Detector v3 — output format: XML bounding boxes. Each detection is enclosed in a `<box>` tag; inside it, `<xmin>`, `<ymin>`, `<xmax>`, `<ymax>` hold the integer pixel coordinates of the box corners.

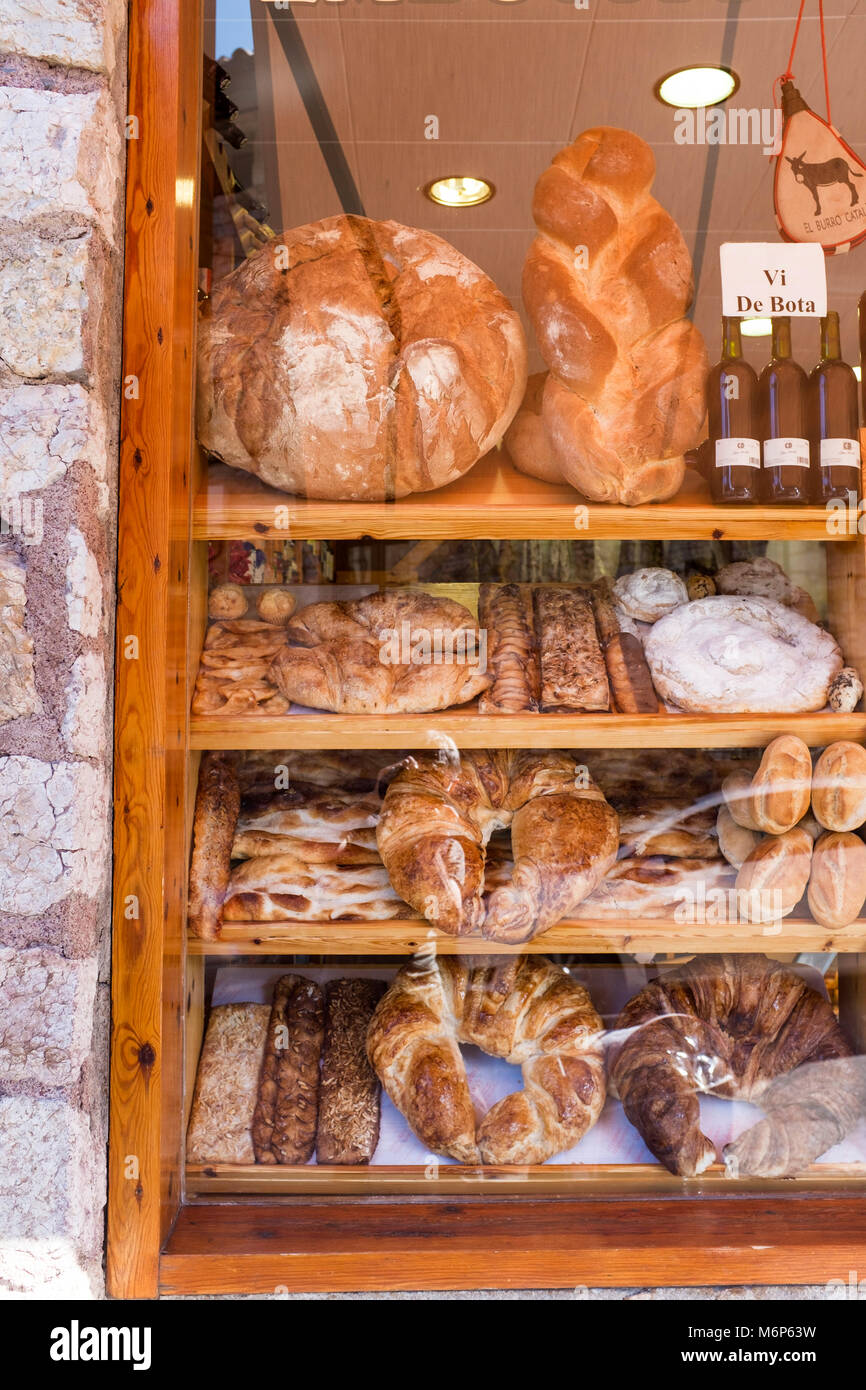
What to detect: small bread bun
<box><xmin>812</xmin><ymin>741</ymin><xmax>866</xmax><ymax>832</ymax></box>
<box><xmin>686</xmin><ymin>572</ymin><xmax>716</xmax><ymax>601</ymax></box>
<box><xmin>828</xmin><ymin>666</ymin><xmax>864</xmax><ymax>713</ymax></box>
<box><xmin>716</xmin><ymin>805</ymin><xmax>761</xmax><ymax>869</ymax></box>
<box><xmin>807</xmin><ymin>831</ymin><xmax>866</xmax><ymax>928</ymax></box>
<box><xmin>208</xmin><ymin>583</ymin><xmax>248</xmax><ymax>620</ymax></box>
<box><xmin>721</xmin><ymin>736</ymin><xmax>811</xmax><ymax>835</ymax></box>
<box><xmin>612</xmin><ymin>567</ymin><xmax>688</xmax><ymax>623</ymax></box>
<box><xmin>735</xmin><ymin>827</ymin><xmax>813</xmax><ymax>922</ymax></box>
<box><xmin>256</xmin><ymin>588</ymin><xmax>297</xmax><ymax>625</ymax></box>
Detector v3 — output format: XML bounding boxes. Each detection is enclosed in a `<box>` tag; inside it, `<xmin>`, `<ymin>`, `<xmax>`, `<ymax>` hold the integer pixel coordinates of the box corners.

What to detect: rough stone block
<box><xmin>0</xmin><ymin>756</ymin><xmax>109</xmax><ymax>913</ymax></box>
<box><xmin>0</xmin><ymin>944</ymin><xmax>97</xmax><ymax>1085</ymax></box>
<box><xmin>0</xmin><ymin>379</ymin><xmax>107</xmax><ymax>496</ymax></box>
<box><xmin>62</xmin><ymin>649</ymin><xmax>106</xmax><ymax>758</ymax></box>
<box><xmin>0</xmin><ymin>544</ymin><xmax>40</xmax><ymax>724</ymax></box>
<box><xmin>0</xmin><ymin>1094</ymin><xmax>103</xmax><ymax>1297</ymax></box>
<box><xmin>0</xmin><ymin>0</ymin><xmax>124</xmax><ymax>76</ymax></box>
<box><xmin>0</xmin><ymin>226</ymin><xmax>94</xmax><ymax>379</ymax></box>
<box><xmin>65</xmin><ymin>526</ymin><xmax>103</xmax><ymax>637</ymax></box>
<box><xmin>0</xmin><ymin>85</ymin><xmax>120</xmax><ymax>239</ymax></box>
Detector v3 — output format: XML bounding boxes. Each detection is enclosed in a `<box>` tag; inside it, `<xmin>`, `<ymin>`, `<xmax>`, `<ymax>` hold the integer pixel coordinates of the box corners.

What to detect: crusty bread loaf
<box><xmin>534</xmin><ymin>585</ymin><xmax>609</xmax><ymax>711</ymax></box>
<box><xmin>367</xmin><ymin>954</ymin><xmax>605</xmax><ymax>1165</ymax></box>
<box><xmin>186</xmin><ymin>1003</ymin><xmax>270</xmax><ymax>1164</ymax></box>
<box><xmin>715</xmin><ymin>557</ymin><xmax>819</xmax><ymax>624</ymax></box>
<box><xmin>734</xmin><ymin>827</ymin><xmax>813</xmax><ymax>922</ymax></box>
<box><xmin>197</xmin><ymin>214</ymin><xmax>527</xmax><ymax>501</ymax></box>
<box><xmin>807</xmin><ymin>831</ymin><xmax>866</xmax><ymax>928</ymax></box>
<box><xmin>188</xmin><ymin>753</ymin><xmax>241</xmax><ymax>940</ymax></box>
<box><xmin>716</xmin><ymin>805</ymin><xmax>761</xmax><ymax>869</ymax></box>
<box><xmin>316</xmin><ymin>978</ymin><xmax>386</xmax><ymax>1165</ymax></box>
<box><xmin>477</xmin><ymin>583</ymin><xmax>540</xmax><ymax>713</ymax></box>
<box><xmin>612</xmin><ymin>567</ymin><xmax>688</xmax><ymax>623</ymax></box>
<box><xmin>812</xmin><ymin>741</ymin><xmax>866</xmax><ymax>832</ymax></box>
<box><xmin>505</xmin><ymin>127</ymin><xmax>707</xmax><ymax>505</ymax></box>
<box><xmin>722</xmin><ymin>736</ymin><xmax>812</xmax><ymax>835</ymax></box>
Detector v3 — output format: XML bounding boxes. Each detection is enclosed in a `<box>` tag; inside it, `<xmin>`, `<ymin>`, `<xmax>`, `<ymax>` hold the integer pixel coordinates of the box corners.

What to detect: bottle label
<box><xmin>763</xmin><ymin>437</ymin><xmax>810</xmax><ymax>469</ymax></box>
<box><xmin>820</xmin><ymin>438</ymin><xmax>861</xmax><ymax>471</ymax></box>
<box><xmin>715</xmin><ymin>437</ymin><xmax>760</xmax><ymax>469</ymax></box>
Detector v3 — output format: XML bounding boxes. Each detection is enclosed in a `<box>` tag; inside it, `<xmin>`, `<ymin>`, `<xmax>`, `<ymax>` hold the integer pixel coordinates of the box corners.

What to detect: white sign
<box><xmin>720</xmin><ymin>242</ymin><xmax>827</xmax><ymax>318</ymax></box>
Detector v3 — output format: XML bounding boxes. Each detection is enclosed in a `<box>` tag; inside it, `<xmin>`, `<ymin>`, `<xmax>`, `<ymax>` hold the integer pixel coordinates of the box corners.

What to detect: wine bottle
<box><xmin>758</xmin><ymin>317</ymin><xmax>810</xmax><ymax>504</ymax></box>
<box><xmin>706</xmin><ymin>317</ymin><xmax>760</xmax><ymax>504</ymax></box>
<box><xmin>859</xmin><ymin>290</ymin><xmax>866</xmax><ymax>425</ymax></box>
<box><xmin>809</xmin><ymin>311</ymin><xmax>861</xmax><ymax>504</ymax></box>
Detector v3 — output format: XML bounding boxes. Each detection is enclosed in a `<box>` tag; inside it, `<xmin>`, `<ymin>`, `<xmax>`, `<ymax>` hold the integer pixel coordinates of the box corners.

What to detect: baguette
<box><xmin>316</xmin><ymin>978</ymin><xmax>387</xmax><ymax>1165</ymax></box>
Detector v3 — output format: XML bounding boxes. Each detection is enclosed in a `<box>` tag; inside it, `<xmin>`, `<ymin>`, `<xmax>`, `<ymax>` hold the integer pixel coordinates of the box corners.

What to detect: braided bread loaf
<box><xmin>506</xmin><ymin>127</ymin><xmax>708</xmax><ymax>505</ymax></box>
<box><xmin>366</xmin><ymin>954</ymin><xmax>605</xmax><ymax>1164</ymax></box>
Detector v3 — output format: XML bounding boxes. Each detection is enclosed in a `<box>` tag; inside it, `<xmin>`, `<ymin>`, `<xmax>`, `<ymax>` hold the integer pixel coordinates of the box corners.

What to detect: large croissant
<box><xmin>724</xmin><ymin>1055</ymin><xmax>866</xmax><ymax>1178</ymax></box>
<box><xmin>610</xmin><ymin>954</ymin><xmax>852</xmax><ymax>1176</ymax></box>
<box><xmin>366</xmin><ymin>954</ymin><xmax>606</xmax><ymax>1164</ymax></box>
<box><xmin>376</xmin><ymin>749</ymin><xmax>619</xmax><ymax>941</ymax></box>
<box><xmin>506</xmin><ymin>127</ymin><xmax>708</xmax><ymax>506</ymax></box>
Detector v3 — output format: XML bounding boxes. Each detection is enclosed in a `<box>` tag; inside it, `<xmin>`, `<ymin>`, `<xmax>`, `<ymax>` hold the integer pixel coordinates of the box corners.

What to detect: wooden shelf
<box><xmin>188</xmin><ymin>916</ymin><xmax>866</xmax><ymax>956</ymax></box>
<box><xmin>194</xmin><ymin>455</ymin><xmax>847</xmax><ymax>542</ymax></box>
<box><xmin>186</xmin><ymin>1161</ymin><xmax>866</xmax><ymax>1197</ymax></box>
<box><xmin>190</xmin><ymin>707</ymin><xmax>866</xmax><ymax>751</ymax></box>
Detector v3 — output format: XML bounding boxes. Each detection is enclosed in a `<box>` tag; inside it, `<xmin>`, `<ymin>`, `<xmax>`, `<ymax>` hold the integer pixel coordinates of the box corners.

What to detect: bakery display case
<box><xmin>109</xmin><ymin>0</ymin><xmax>866</xmax><ymax>1298</ymax></box>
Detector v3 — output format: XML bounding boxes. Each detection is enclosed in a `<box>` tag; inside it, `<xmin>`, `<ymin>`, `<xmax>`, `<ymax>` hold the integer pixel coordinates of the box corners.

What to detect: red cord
<box><xmin>774</xmin><ymin>0</ymin><xmax>832</xmax><ymax>125</ymax></box>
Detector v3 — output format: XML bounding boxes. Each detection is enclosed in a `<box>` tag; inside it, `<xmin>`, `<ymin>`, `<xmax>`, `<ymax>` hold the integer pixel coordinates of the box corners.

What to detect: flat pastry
<box><xmin>316</xmin><ymin>978</ymin><xmax>387</xmax><ymax>1165</ymax></box>
<box><xmin>232</xmin><ymin>792</ymin><xmax>381</xmax><ymax>864</ymax></box>
<box><xmin>221</xmin><ymin>854</ymin><xmax>414</xmax><ymax>921</ymax></box>
<box><xmin>478</xmin><ymin>583</ymin><xmax>540</xmax><ymax>713</ymax></box>
<box><xmin>186</xmin><ymin>1003</ymin><xmax>270</xmax><ymax>1164</ymax></box>
<box><xmin>574</xmin><ymin>855</ymin><xmax>736</xmax><ymax>918</ymax></box>
<box><xmin>192</xmin><ymin>618</ymin><xmax>291</xmax><ymax>714</ymax></box>
<box><xmin>533</xmin><ymin>585</ymin><xmax>609</xmax><ymax>712</ymax></box>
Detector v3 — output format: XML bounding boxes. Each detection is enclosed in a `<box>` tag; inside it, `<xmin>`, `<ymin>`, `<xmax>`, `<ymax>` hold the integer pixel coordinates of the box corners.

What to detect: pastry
<box><xmin>723</xmin><ymin>1056</ymin><xmax>866</xmax><ymax>1178</ymax></box>
<box><xmin>197</xmin><ymin>213</ymin><xmax>527</xmax><ymax>501</ymax></box>
<box><xmin>376</xmin><ymin>750</ymin><xmax>619</xmax><ymax>941</ymax></box>
<box><xmin>192</xmin><ymin>619</ymin><xmax>291</xmax><ymax>715</ymax></box>
<box><xmin>188</xmin><ymin>753</ymin><xmax>241</xmax><ymax>940</ymax></box>
<box><xmin>231</xmin><ymin>791</ymin><xmax>382</xmax><ymax>865</ymax></box>
<box><xmin>610</xmin><ymin>954</ymin><xmax>852</xmax><ymax>1176</ymax></box>
<box><xmin>316</xmin><ymin>978</ymin><xmax>387</xmax><ymax>1165</ymax></box>
<box><xmin>612</xmin><ymin>567</ymin><xmax>688</xmax><ymax>623</ymax></box>
<box><xmin>812</xmin><ymin>741</ymin><xmax>866</xmax><ymax>831</ymax></box>
<box><xmin>367</xmin><ymin>954</ymin><xmax>605</xmax><ymax>1165</ymax></box>
<box><xmin>208</xmin><ymin>583</ymin><xmax>248</xmax><ymax>620</ymax></box>
<box><xmin>477</xmin><ymin>583</ymin><xmax>540</xmax><ymax>713</ymax></box>
<box><xmin>616</xmin><ymin>803</ymin><xmax>718</xmax><ymax>859</ymax></box>
<box><xmin>256</xmin><ymin>589</ymin><xmax>296</xmax><ymax>625</ymax></box>
<box><xmin>268</xmin><ymin>590</ymin><xmax>491</xmax><ymax>714</ymax></box>
<box><xmin>505</xmin><ymin>127</ymin><xmax>707</xmax><ymax>505</ymax></box>
<box><xmin>644</xmin><ymin>596</ymin><xmax>842</xmax><ymax>713</ymax></box>
<box><xmin>186</xmin><ymin>1003</ymin><xmax>270</xmax><ymax>1164</ymax></box>
<box><xmin>734</xmin><ymin>827</ymin><xmax>813</xmax><ymax>922</ymax></box>
<box><xmin>533</xmin><ymin>585</ymin><xmax>609</xmax><ymax>711</ymax></box>
<box><xmin>828</xmin><ymin>666</ymin><xmax>864</xmax><ymax>713</ymax></box>
<box><xmin>714</xmin><ymin>557</ymin><xmax>819</xmax><ymax>624</ymax></box>
<box><xmin>221</xmin><ymin>855</ymin><xmax>414</xmax><ymax>921</ymax></box>
<box><xmin>807</xmin><ymin>831</ymin><xmax>866</xmax><ymax>928</ymax></box>
<box><xmin>262</xmin><ymin>975</ymin><xmax>324</xmax><ymax>1166</ymax></box>
<box><xmin>574</xmin><ymin>855</ymin><xmax>735</xmax><ymax>918</ymax></box>
<box><xmin>721</xmin><ymin>735</ymin><xmax>812</xmax><ymax>834</ymax></box>
<box><xmin>590</xmin><ymin>579</ymin><xmax>658</xmax><ymax>713</ymax></box>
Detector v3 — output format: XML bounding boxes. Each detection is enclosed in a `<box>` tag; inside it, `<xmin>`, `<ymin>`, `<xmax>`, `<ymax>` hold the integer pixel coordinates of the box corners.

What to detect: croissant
<box><xmin>505</xmin><ymin>126</ymin><xmax>707</xmax><ymax>505</ymax></box>
<box><xmin>366</xmin><ymin>954</ymin><xmax>606</xmax><ymax>1165</ymax></box>
<box><xmin>376</xmin><ymin>749</ymin><xmax>619</xmax><ymax>941</ymax></box>
<box><xmin>723</xmin><ymin>1055</ymin><xmax>866</xmax><ymax>1178</ymax></box>
<box><xmin>609</xmin><ymin>954</ymin><xmax>852</xmax><ymax>1176</ymax></box>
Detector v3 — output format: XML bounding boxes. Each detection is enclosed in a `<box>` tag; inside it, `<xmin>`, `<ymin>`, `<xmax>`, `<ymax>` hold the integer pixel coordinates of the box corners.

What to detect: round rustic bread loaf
<box><xmin>196</xmin><ymin>214</ymin><xmax>528</xmax><ymax>501</ymax></box>
<box><xmin>644</xmin><ymin>595</ymin><xmax>843</xmax><ymax>713</ymax></box>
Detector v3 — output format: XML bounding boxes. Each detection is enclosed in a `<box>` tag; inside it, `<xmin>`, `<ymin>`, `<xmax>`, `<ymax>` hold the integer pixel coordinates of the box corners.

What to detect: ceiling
<box><xmin>206</xmin><ymin>0</ymin><xmax>866</xmax><ymax>371</ymax></box>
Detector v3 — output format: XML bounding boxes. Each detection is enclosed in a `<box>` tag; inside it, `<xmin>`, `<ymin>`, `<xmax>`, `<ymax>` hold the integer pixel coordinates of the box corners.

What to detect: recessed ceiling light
<box><xmin>740</xmin><ymin>317</ymin><xmax>773</xmax><ymax>337</ymax></box>
<box><xmin>422</xmin><ymin>175</ymin><xmax>494</xmax><ymax>208</ymax></box>
<box><xmin>654</xmin><ymin>65</ymin><xmax>739</xmax><ymax>109</ymax></box>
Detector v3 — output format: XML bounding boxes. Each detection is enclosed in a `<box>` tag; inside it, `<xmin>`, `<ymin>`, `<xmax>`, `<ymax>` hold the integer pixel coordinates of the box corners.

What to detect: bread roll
<box><xmin>748</xmin><ymin>735</ymin><xmax>813</xmax><ymax>834</ymax></box>
<box><xmin>715</xmin><ymin>557</ymin><xmax>819</xmax><ymax>624</ymax></box>
<box><xmin>828</xmin><ymin>667</ymin><xmax>864</xmax><ymax>713</ymax></box>
<box><xmin>256</xmin><ymin>589</ymin><xmax>296</xmax><ymax>625</ymax></box>
<box><xmin>735</xmin><ymin>828</ymin><xmax>813</xmax><ymax>922</ymax></box>
<box><xmin>716</xmin><ymin>805</ymin><xmax>761</xmax><ymax>869</ymax></box>
<box><xmin>612</xmin><ymin>567</ymin><xmax>688</xmax><ymax>623</ymax></box>
<box><xmin>209</xmin><ymin>583</ymin><xmax>248</xmax><ymax>620</ymax></box>
<box><xmin>812</xmin><ymin>741</ymin><xmax>866</xmax><ymax>832</ymax></box>
<box><xmin>807</xmin><ymin>831</ymin><xmax>866</xmax><ymax>928</ymax></box>
<box><xmin>197</xmin><ymin>214</ymin><xmax>527</xmax><ymax>501</ymax></box>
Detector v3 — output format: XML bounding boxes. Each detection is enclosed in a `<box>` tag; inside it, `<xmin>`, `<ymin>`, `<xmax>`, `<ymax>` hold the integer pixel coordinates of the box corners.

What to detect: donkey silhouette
<box><xmin>787</xmin><ymin>150</ymin><xmax>863</xmax><ymax>215</ymax></box>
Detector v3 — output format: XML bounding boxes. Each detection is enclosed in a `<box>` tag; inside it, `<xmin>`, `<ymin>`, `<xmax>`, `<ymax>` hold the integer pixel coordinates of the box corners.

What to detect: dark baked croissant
<box><xmin>609</xmin><ymin>953</ymin><xmax>852</xmax><ymax>1176</ymax></box>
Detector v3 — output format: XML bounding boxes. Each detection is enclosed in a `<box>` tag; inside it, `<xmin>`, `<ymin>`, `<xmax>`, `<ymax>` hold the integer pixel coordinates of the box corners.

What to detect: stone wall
<box><xmin>0</xmin><ymin>0</ymin><xmax>126</xmax><ymax>1298</ymax></box>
